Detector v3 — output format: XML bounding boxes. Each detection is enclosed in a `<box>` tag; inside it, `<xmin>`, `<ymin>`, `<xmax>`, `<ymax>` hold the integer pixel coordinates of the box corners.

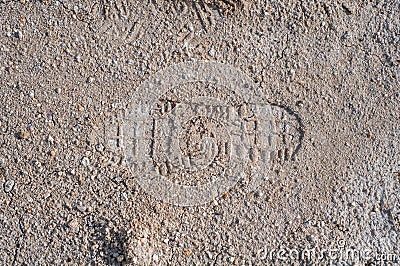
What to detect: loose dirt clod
<box><xmin>17</xmin><ymin>130</ymin><xmax>29</xmax><ymax>139</ymax></box>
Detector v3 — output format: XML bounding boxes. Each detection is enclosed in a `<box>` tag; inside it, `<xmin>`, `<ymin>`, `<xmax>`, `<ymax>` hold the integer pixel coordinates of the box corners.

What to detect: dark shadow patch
<box><xmin>341</xmin><ymin>3</ymin><xmax>353</xmax><ymax>15</ymax></box>
<box><xmin>88</xmin><ymin>220</ymin><xmax>132</xmax><ymax>265</ymax></box>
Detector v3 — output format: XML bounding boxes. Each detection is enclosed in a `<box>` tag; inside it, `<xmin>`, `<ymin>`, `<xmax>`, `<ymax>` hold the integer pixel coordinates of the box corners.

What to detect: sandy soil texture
<box><xmin>0</xmin><ymin>0</ymin><xmax>399</xmax><ymax>265</ymax></box>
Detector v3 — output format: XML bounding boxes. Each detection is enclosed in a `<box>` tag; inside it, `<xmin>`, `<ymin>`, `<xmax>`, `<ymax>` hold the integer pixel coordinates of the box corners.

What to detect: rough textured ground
<box><xmin>0</xmin><ymin>0</ymin><xmax>399</xmax><ymax>265</ymax></box>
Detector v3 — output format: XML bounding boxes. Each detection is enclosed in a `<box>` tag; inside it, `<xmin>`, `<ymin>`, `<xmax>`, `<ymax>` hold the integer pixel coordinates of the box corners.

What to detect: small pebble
<box><xmin>307</xmin><ymin>234</ymin><xmax>316</xmax><ymax>243</ymax></box>
<box><xmin>343</xmin><ymin>32</ymin><xmax>351</xmax><ymax>40</ymax></box>
<box><xmin>81</xmin><ymin>157</ymin><xmax>90</xmax><ymax>166</ymax></box>
<box><xmin>296</xmin><ymin>100</ymin><xmax>304</xmax><ymax>107</ymax></box>
<box><xmin>77</xmin><ymin>205</ymin><xmax>87</xmax><ymax>212</ymax></box>
<box><xmin>28</xmin><ymin>91</ymin><xmax>35</xmax><ymax>98</ymax></box>
<box><xmin>68</xmin><ymin>219</ymin><xmax>79</xmax><ymax>229</ymax></box>
<box><xmin>95</xmin><ymin>144</ymin><xmax>104</xmax><ymax>152</ymax></box>
<box><xmin>120</xmin><ymin>192</ymin><xmax>128</xmax><ymax>201</ymax></box>
<box><xmin>208</xmin><ymin>47</ymin><xmax>216</xmax><ymax>57</ymax></box>
<box><xmin>152</xmin><ymin>254</ymin><xmax>159</xmax><ymax>262</ymax></box>
<box><xmin>4</xmin><ymin>179</ymin><xmax>15</xmax><ymax>193</ymax></box>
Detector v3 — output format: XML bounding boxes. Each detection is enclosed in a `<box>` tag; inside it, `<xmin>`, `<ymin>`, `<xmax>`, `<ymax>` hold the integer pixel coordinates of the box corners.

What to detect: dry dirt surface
<box><xmin>0</xmin><ymin>0</ymin><xmax>399</xmax><ymax>265</ymax></box>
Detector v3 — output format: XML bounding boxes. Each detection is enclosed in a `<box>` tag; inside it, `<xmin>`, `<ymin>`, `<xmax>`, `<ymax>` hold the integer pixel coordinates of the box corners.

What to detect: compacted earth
<box><xmin>0</xmin><ymin>0</ymin><xmax>399</xmax><ymax>265</ymax></box>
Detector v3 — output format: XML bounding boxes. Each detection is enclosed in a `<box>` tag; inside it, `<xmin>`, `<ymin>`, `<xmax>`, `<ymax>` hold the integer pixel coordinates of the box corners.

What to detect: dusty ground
<box><xmin>0</xmin><ymin>0</ymin><xmax>399</xmax><ymax>265</ymax></box>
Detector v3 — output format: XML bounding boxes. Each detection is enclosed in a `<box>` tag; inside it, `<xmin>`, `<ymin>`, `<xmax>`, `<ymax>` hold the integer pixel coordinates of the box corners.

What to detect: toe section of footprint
<box><xmin>271</xmin><ymin>105</ymin><xmax>304</xmax><ymax>165</ymax></box>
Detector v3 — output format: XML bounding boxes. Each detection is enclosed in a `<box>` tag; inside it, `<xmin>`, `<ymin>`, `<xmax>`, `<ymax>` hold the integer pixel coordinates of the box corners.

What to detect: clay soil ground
<box><xmin>0</xmin><ymin>0</ymin><xmax>399</xmax><ymax>265</ymax></box>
